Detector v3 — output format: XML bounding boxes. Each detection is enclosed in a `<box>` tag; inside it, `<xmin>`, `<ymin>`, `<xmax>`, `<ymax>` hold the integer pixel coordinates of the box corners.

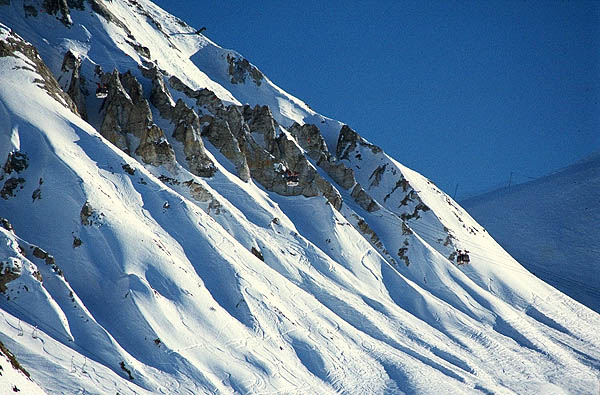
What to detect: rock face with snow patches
<box><xmin>58</xmin><ymin>50</ymin><xmax>88</xmax><ymax>119</ymax></box>
<box><xmin>0</xmin><ymin>1</ymin><xmax>599</xmax><ymax>394</ymax></box>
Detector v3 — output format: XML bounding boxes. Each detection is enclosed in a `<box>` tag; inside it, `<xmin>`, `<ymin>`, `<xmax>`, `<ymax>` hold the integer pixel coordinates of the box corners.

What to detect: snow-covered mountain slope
<box><xmin>0</xmin><ymin>1</ymin><xmax>599</xmax><ymax>393</ymax></box>
<box><xmin>462</xmin><ymin>153</ymin><xmax>600</xmax><ymax>314</ymax></box>
<box><xmin>0</xmin><ymin>328</ymin><xmax>45</xmax><ymax>395</ymax></box>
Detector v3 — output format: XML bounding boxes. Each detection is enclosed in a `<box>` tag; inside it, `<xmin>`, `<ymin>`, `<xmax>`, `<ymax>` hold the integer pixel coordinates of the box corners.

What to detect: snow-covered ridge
<box><xmin>0</xmin><ymin>1</ymin><xmax>599</xmax><ymax>393</ymax></box>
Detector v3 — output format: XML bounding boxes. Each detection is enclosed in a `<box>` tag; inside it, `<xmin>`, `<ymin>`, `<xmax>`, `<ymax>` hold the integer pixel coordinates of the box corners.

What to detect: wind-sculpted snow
<box><xmin>1</xmin><ymin>2</ymin><xmax>600</xmax><ymax>394</ymax></box>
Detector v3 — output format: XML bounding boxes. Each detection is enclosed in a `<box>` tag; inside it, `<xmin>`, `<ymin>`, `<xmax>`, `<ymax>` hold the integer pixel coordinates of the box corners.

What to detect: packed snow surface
<box><xmin>0</xmin><ymin>1</ymin><xmax>598</xmax><ymax>393</ymax></box>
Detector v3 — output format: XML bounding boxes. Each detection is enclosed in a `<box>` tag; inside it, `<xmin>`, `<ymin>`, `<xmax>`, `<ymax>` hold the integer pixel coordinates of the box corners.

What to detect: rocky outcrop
<box><xmin>0</xmin><ymin>217</ymin><xmax>14</xmax><ymax>233</ymax></box>
<box><xmin>289</xmin><ymin>123</ymin><xmax>379</xmax><ymax>212</ymax></box>
<box><xmin>183</xmin><ymin>180</ymin><xmax>222</xmax><ymax>214</ymax></box>
<box><xmin>0</xmin><ymin>260</ymin><xmax>20</xmax><ymax>293</ymax></box>
<box><xmin>201</xmin><ymin>115</ymin><xmax>250</xmax><ymax>181</ymax></box>
<box><xmin>126</xmin><ymin>39</ymin><xmax>151</xmax><ymax>60</ymax></box>
<box><xmin>2</xmin><ymin>151</ymin><xmax>28</xmax><ymax>176</ymax></box>
<box><xmin>12</xmin><ymin>0</ymin><xmax>132</xmax><ymax>38</ymax></box>
<box><xmin>270</xmin><ymin>132</ymin><xmax>342</xmax><ymax>208</ymax></box>
<box><xmin>124</xmin><ymin>0</ymin><xmax>178</xmax><ymax>46</ymax></box>
<box><xmin>141</xmin><ymin>65</ymin><xmax>174</xmax><ymax>119</ymax></box>
<box><xmin>290</xmin><ymin>123</ymin><xmax>354</xmax><ymax>187</ymax></box>
<box><xmin>351</xmin><ymin>184</ymin><xmax>380</xmax><ymax>212</ymax></box>
<box><xmin>99</xmin><ymin>70</ymin><xmax>176</xmax><ymax>168</ymax></box>
<box><xmin>157</xmin><ymin>176</ymin><xmax>222</xmax><ymax>214</ymax></box>
<box><xmin>368</xmin><ymin>164</ymin><xmax>387</xmax><ymax>188</ymax></box>
<box><xmin>168</xmin><ymin>76</ymin><xmax>223</xmax><ymax>113</ymax></box>
<box><xmin>99</xmin><ymin>70</ymin><xmax>140</xmax><ymax>151</ymax></box>
<box><xmin>141</xmin><ymin>65</ymin><xmax>216</xmax><ymax>177</ymax></box>
<box><xmin>28</xmin><ymin>245</ymin><xmax>62</xmax><ymax>275</ymax></box>
<box><xmin>0</xmin><ymin>221</ymin><xmax>24</xmax><ymax>292</ymax></box>
<box><xmin>203</xmin><ymin>106</ymin><xmax>343</xmax><ymax>207</ymax></box>
<box><xmin>332</xmin><ymin>124</ymin><xmax>434</xmax><ymax>231</ymax></box>
<box><xmin>336</xmin><ymin>124</ymin><xmax>382</xmax><ymax>160</ymax></box>
<box><xmin>288</xmin><ymin>123</ymin><xmax>329</xmax><ymax>162</ymax></box>
<box><xmin>171</xmin><ymin>100</ymin><xmax>217</xmax><ymax>177</ymax></box>
<box><xmin>1</xmin><ymin>178</ymin><xmax>25</xmax><ymax>199</ymax></box>
<box><xmin>349</xmin><ymin>213</ymin><xmax>396</xmax><ymax>265</ymax></box>
<box><xmin>0</xmin><ymin>151</ymin><xmax>28</xmax><ymax>200</ymax></box>
<box><xmin>226</xmin><ymin>54</ymin><xmax>263</xmax><ymax>86</ymax></box>
<box><xmin>42</xmin><ymin>0</ymin><xmax>72</xmax><ymax>26</ymax></box>
<box><xmin>87</xmin><ymin>0</ymin><xmax>132</xmax><ymax>35</ymax></box>
<box><xmin>217</xmin><ymin>104</ymin><xmax>246</xmax><ymax>136</ymax></box>
<box><xmin>80</xmin><ymin>201</ymin><xmax>94</xmax><ymax>225</ymax></box>
<box><xmin>67</xmin><ymin>0</ymin><xmax>85</xmax><ymax>10</ymax></box>
<box><xmin>382</xmin><ymin>176</ymin><xmax>431</xmax><ymax>220</ymax></box>
<box><xmin>164</xmin><ymin>74</ymin><xmax>341</xmax><ymax>206</ymax></box>
<box><xmin>242</xmin><ymin>105</ymin><xmax>277</xmax><ymax>152</ymax></box>
<box><xmin>80</xmin><ymin>200</ymin><xmax>104</xmax><ymax>227</ymax></box>
<box><xmin>250</xmin><ymin>247</ymin><xmax>264</xmax><ymax>261</ymax></box>
<box><xmin>318</xmin><ymin>159</ymin><xmax>356</xmax><ymax>190</ymax></box>
<box><xmin>32</xmin><ymin>246</ymin><xmax>54</xmax><ymax>265</ymax></box>
<box><xmin>135</xmin><ymin>124</ymin><xmax>175</xmax><ymax>167</ymax></box>
<box><xmin>59</xmin><ymin>50</ymin><xmax>87</xmax><ymax>119</ymax></box>
<box><xmin>397</xmin><ymin>246</ymin><xmax>410</xmax><ymax>266</ymax></box>
<box><xmin>400</xmin><ymin>201</ymin><xmax>430</xmax><ymax>221</ymax></box>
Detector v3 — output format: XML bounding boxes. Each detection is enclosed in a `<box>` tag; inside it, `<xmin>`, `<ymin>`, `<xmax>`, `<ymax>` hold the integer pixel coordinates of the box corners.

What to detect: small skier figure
<box><xmin>195</xmin><ymin>27</ymin><xmax>206</xmax><ymax>35</ymax></box>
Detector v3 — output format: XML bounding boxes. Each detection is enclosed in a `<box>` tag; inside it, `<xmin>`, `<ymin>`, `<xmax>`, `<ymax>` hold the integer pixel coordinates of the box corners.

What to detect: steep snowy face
<box><xmin>1</xmin><ymin>1</ymin><xmax>600</xmax><ymax>394</ymax></box>
<box><xmin>0</xmin><ymin>337</ymin><xmax>45</xmax><ymax>395</ymax></box>
<box><xmin>462</xmin><ymin>153</ymin><xmax>600</xmax><ymax>313</ymax></box>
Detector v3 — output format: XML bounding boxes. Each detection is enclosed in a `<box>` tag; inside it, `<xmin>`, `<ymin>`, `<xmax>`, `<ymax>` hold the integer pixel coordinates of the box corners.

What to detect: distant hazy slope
<box><xmin>462</xmin><ymin>154</ymin><xmax>600</xmax><ymax>313</ymax></box>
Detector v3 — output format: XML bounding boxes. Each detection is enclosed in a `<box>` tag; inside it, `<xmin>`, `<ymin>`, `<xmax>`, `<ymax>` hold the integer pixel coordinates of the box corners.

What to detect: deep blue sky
<box><xmin>153</xmin><ymin>0</ymin><xmax>599</xmax><ymax>199</ymax></box>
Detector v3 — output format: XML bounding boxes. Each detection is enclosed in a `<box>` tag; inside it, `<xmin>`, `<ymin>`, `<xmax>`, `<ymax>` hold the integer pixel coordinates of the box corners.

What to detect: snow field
<box><xmin>0</xmin><ymin>1</ymin><xmax>599</xmax><ymax>393</ymax></box>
